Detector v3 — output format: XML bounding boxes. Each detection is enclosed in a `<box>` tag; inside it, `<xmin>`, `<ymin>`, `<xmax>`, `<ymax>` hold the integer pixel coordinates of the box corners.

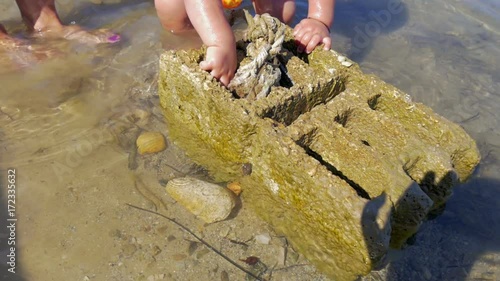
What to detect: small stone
<box><xmin>129</xmin><ymin>108</ymin><xmax>151</xmax><ymax>127</ymax></box>
<box><xmin>166</xmin><ymin>177</ymin><xmax>236</xmax><ymax>223</ymax></box>
<box><xmin>277</xmin><ymin>246</ymin><xmax>286</xmax><ymax>266</ymax></box>
<box><xmin>221</xmin><ymin>270</ymin><xmax>230</xmax><ymax>281</ymax></box>
<box><xmin>341</xmin><ymin>61</ymin><xmax>353</xmax><ymax>67</ymax></box>
<box><xmin>157</xmin><ymin>225</ymin><xmax>168</xmax><ymax>235</ymax></box>
<box><xmin>172</xmin><ymin>253</ymin><xmax>187</xmax><ymax>261</ymax></box>
<box><xmin>152</xmin><ymin>245</ymin><xmax>162</xmax><ymax>257</ymax></box>
<box><xmin>287</xmin><ymin>250</ymin><xmax>300</xmax><ymax>264</ymax></box>
<box><xmin>109</xmin><ymin>229</ymin><xmax>123</xmax><ymax>239</ymax></box>
<box><xmin>218</xmin><ymin>226</ymin><xmax>231</xmax><ymax>237</ymax></box>
<box><xmin>188</xmin><ymin>241</ymin><xmax>200</xmax><ymax>256</ymax></box>
<box><xmin>122</xmin><ymin>243</ymin><xmax>137</xmax><ymax>257</ymax></box>
<box><xmin>227</xmin><ymin>181</ymin><xmax>242</xmax><ymax>196</ymax></box>
<box><xmin>196</xmin><ymin>248</ymin><xmax>210</xmax><ymax>259</ymax></box>
<box><xmin>255</xmin><ymin>233</ymin><xmax>271</xmax><ymax>244</ymax></box>
<box><xmin>136</xmin><ymin>131</ymin><xmax>167</xmax><ymax>155</ymax></box>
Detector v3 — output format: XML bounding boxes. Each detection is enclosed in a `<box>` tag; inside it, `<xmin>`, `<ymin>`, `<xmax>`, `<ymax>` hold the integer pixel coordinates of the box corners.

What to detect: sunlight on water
<box><xmin>0</xmin><ymin>0</ymin><xmax>498</xmax><ymax>280</ymax></box>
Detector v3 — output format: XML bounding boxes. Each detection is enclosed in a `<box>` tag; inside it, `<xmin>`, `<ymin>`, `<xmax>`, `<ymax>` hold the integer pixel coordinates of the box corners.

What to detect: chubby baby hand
<box><xmin>200</xmin><ymin>45</ymin><xmax>237</xmax><ymax>87</ymax></box>
<box><xmin>293</xmin><ymin>18</ymin><xmax>332</xmax><ymax>54</ymax></box>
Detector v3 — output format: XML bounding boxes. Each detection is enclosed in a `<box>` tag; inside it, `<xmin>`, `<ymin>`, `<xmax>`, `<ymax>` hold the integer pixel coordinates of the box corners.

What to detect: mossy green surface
<box><xmin>158</xmin><ymin>31</ymin><xmax>480</xmax><ymax>280</ymax></box>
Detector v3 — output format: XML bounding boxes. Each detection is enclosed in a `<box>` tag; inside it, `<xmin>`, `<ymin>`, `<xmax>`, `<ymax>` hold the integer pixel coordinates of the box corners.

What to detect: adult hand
<box><xmin>200</xmin><ymin>45</ymin><xmax>237</xmax><ymax>87</ymax></box>
<box><xmin>293</xmin><ymin>17</ymin><xmax>332</xmax><ymax>54</ymax></box>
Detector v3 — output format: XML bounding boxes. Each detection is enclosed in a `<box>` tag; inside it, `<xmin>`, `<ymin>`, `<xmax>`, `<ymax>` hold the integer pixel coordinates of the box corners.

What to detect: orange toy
<box><xmin>222</xmin><ymin>0</ymin><xmax>242</xmax><ymax>9</ymax></box>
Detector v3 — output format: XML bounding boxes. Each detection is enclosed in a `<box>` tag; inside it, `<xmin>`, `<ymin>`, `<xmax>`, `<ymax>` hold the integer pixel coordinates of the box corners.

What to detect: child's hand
<box><xmin>293</xmin><ymin>18</ymin><xmax>332</xmax><ymax>54</ymax></box>
<box><xmin>200</xmin><ymin>45</ymin><xmax>237</xmax><ymax>87</ymax></box>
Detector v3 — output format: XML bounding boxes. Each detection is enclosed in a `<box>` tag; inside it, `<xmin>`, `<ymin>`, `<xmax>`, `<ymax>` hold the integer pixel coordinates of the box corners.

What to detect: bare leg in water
<box><xmin>0</xmin><ymin>0</ymin><xmax>120</xmax><ymax>70</ymax></box>
<box><xmin>0</xmin><ymin>22</ymin><xmax>52</xmax><ymax>68</ymax></box>
<box><xmin>14</xmin><ymin>0</ymin><xmax>120</xmax><ymax>43</ymax></box>
<box><xmin>0</xmin><ymin>0</ymin><xmax>120</xmax><ymax>53</ymax></box>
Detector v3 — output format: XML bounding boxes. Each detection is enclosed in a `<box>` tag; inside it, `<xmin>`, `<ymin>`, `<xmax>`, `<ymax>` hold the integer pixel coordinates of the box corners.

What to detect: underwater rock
<box><xmin>255</xmin><ymin>233</ymin><xmax>271</xmax><ymax>245</ymax></box>
<box><xmin>165</xmin><ymin>177</ymin><xmax>236</xmax><ymax>223</ymax></box>
<box><xmin>136</xmin><ymin>131</ymin><xmax>166</xmax><ymax>155</ymax></box>
<box><xmin>227</xmin><ymin>181</ymin><xmax>242</xmax><ymax>196</ymax></box>
<box><xmin>157</xmin><ymin>13</ymin><xmax>480</xmax><ymax>281</ymax></box>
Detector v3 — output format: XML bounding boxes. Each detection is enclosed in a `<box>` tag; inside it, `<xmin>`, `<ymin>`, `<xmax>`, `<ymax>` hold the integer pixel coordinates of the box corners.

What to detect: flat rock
<box><xmin>165</xmin><ymin>177</ymin><xmax>236</xmax><ymax>223</ymax></box>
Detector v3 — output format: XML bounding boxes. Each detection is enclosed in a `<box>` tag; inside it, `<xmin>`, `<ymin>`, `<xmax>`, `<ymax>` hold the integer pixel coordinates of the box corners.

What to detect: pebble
<box><xmin>147</xmin><ymin>274</ymin><xmax>165</xmax><ymax>281</ymax></box>
<box><xmin>218</xmin><ymin>226</ymin><xmax>231</xmax><ymax>238</ymax></box>
<box><xmin>196</xmin><ymin>248</ymin><xmax>210</xmax><ymax>260</ymax></box>
<box><xmin>172</xmin><ymin>253</ymin><xmax>187</xmax><ymax>261</ymax></box>
<box><xmin>277</xmin><ymin>246</ymin><xmax>286</xmax><ymax>266</ymax></box>
<box><xmin>136</xmin><ymin>131</ymin><xmax>167</xmax><ymax>155</ymax></box>
<box><xmin>166</xmin><ymin>177</ymin><xmax>236</xmax><ymax>223</ymax></box>
<box><xmin>122</xmin><ymin>243</ymin><xmax>137</xmax><ymax>257</ymax></box>
<box><xmin>255</xmin><ymin>233</ymin><xmax>271</xmax><ymax>244</ymax></box>
<box><xmin>337</xmin><ymin>55</ymin><xmax>353</xmax><ymax>67</ymax></box>
<box><xmin>341</xmin><ymin>61</ymin><xmax>353</xmax><ymax>67</ymax></box>
<box><xmin>221</xmin><ymin>271</ymin><xmax>229</xmax><ymax>281</ymax></box>
<box><xmin>227</xmin><ymin>181</ymin><xmax>242</xmax><ymax>196</ymax></box>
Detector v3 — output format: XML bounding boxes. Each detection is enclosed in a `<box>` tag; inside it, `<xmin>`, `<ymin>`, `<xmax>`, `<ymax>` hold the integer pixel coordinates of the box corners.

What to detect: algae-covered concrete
<box><xmin>157</xmin><ymin>18</ymin><xmax>480</xmax><ymax>281</ymax></box>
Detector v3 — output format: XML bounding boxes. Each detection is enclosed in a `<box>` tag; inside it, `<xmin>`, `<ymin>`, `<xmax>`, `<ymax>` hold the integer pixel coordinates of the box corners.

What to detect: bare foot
<box><xmin>0</xmin><ymin>24</ymin><xmax>119</xmax><ymax>72</ymax></box>
<box><xmin>0</xmin><ymin>28</ymin><xmax>58</xmax><ymax>71</ymax></box>
<box><xmin>31</xmin><ymin>25</ymin><xmax>121</xmax><ymax>45</ymax></box>
<box><xmin>14</xmin><ymin>0</ymin><xmax>120</xmax><ymax>45</ymax></box>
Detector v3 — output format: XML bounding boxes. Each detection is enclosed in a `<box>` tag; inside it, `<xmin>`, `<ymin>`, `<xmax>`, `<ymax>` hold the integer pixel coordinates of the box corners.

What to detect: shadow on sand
<box><xmin>362</xmin><ymin>172</ymin><xmax>500</xmax><ymax>281</ymax></box>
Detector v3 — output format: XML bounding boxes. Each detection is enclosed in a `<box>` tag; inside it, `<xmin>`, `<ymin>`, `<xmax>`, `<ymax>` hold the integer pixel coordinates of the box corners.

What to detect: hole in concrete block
<box><xmin>258</xmin><ymin>79</ymin><xmax>345</xmax><ymax>126</ymax></box>
<box><xmin>368</xmin><ymin>94</ymin><xmax>382</xmax><ymax>110</ymax></box>
<box><xmin>334</xmin><ymin>108</ymin><xmax>353</xmax><ymax>127</ymax></box>
<box><xmin>276</xmin><ymin>56</ymin><xmax>294</xmax><ymax>89</ymax></box>
<box><xmin>295</xmin><ymin>131</ymin><xmax>371</xmax><ymax>200</ymax></box>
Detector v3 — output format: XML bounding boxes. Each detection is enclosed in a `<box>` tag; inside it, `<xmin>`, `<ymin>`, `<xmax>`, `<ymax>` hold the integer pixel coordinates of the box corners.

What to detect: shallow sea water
<box><xmin>0</xmin><ymin>0</ymin><xmax>498</xmax><ymax>280</ymax></box>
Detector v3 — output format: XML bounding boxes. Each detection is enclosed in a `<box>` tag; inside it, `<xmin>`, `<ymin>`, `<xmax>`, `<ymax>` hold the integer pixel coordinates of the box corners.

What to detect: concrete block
<box><xmin>158</xmin><ymin>20</ymin><xmax>480</xmax><ymax>281</ymax></box>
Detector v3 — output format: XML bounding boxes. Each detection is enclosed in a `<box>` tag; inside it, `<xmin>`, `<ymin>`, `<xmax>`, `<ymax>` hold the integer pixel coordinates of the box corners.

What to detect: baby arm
<box><xmin>185</xmin><ymin>0</ymin><xmax>237</xmax><ymax>86</ymax></box>
<box><xmin>293</xmin><ymin>0</ymin><xmax>335</xmax><ymax>53</ymax></box>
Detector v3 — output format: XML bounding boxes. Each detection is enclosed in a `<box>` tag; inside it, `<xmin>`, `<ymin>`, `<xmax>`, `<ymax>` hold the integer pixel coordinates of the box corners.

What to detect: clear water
<box><xmin>0</xmin><ymin>0</ymin><xmax>498</xmax><ymax>280</ymax></box>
